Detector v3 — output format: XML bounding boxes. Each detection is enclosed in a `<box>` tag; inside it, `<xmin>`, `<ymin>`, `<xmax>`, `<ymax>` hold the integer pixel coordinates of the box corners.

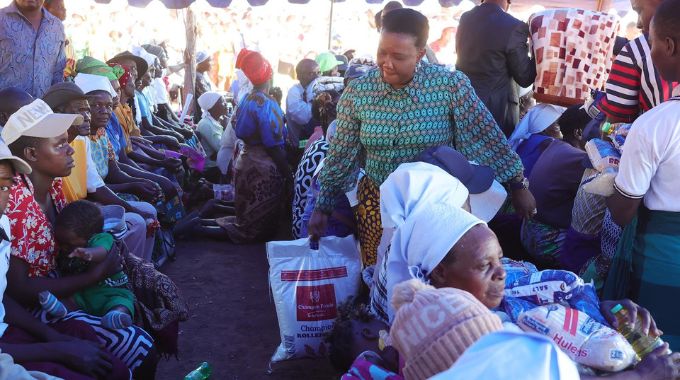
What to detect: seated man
<box><xmin>107</xmin><ymin>51</ymin><xmax>185</xmax><ymax>148</ymax></box>
<box><xmin>136</xmin><ymin>64</ymin><xmax>194</xmax><ymax>145</ymax></box>
<box><xmin>79</xmin><ymin>74</ymin><xmax>186</xmax><ymax>227</ymax></box>
<box><xmin>0</xmin><ymin>88</ymin><xmax>34</xmax><ymax>127</ymax></box>
<box><xmin>42</xmin><ymin>82</ymin><xmax>157</xmax><ymax>262</ymax></box>
<box><xmin>142</xmin><ymin>44</ymin><xmax>183</xmax><ymax>126</ymax></box>
<box><xmin>77</xmin><ymin>59</ymin><xmax>184</xmax><ymax>207</ymax></box>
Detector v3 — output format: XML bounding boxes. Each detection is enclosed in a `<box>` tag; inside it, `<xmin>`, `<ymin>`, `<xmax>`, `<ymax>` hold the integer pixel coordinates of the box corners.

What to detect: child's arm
<box><xmin>69</xmin><ymin>247</ymin><xmax>109</xmax><ymax>263</ymax></box>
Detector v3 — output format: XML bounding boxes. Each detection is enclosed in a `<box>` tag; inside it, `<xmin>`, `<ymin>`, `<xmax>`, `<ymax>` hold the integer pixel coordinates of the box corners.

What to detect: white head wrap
<box><xmin>197</xmin><ymin>92</ymin><xmax>222</xmax><ymax>119</ymax></box>
<box><xmin>196</xmin><ymin>51</ymin><xmax>210</xmax><ymax>65</ymax></box>
<box><xmin>430</xmin><ymin>332</ymin><xmax>579</xmax><ymax>380</ymax></box>
<box><xmin>507</xmin><ymin>103</ymin><xmax>565</xmax><ymax>150</ymax></box>
<box><xmin>380</xmin><ymin>162</ymin><xmax>484</xmax><ymax>320</ymax></box>
<box><xmin>74</xmin><ymin>73</ymin><xmax>117</xmax><ymax>98</ymax></box>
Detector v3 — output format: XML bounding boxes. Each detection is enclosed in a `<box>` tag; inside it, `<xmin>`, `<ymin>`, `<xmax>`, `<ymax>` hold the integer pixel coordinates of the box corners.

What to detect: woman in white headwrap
<box><xmin>369</xmin><ymin>162</ymin><xmax>507</xmax><ymax>323</ymax></box>
<box><xmin>367</xmin><ymin>164</ymin><xmax>679</xmax><ymax>380</ymax></box>
<box><xmin>196</xmin><ymin>91</ymin><xmax>229</xmax><ymax>183</ymax></box>
<box><xmin>507</xmin><ymin>103</ymin><xmax>565</xmax><ymax>177</ymax></box>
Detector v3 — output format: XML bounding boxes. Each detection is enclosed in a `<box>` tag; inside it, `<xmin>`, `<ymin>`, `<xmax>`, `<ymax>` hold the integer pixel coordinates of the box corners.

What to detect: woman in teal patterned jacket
<box><xmin>308</xmin><ymin>9</ymin><xmax>536</xmax><ymax>267</ymax></box>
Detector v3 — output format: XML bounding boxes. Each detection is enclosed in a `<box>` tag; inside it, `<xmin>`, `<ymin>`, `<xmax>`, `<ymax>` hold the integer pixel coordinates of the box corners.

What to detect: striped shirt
<box><xmin>599</xmin><ymin>35</ymin><xmax>679</xmax><ymax>123</ymax></box>
<box><xmin>316</xmin><ymin>63</ymin><xmax>524</xmax><ymax>213</ymax></box>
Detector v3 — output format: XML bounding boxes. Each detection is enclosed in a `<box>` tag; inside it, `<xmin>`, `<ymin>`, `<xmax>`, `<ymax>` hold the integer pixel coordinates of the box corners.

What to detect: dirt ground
<box><xmin>156</xmin><ymin>239</ymin><xmax>339</xmax><ymax>380</ymax></box>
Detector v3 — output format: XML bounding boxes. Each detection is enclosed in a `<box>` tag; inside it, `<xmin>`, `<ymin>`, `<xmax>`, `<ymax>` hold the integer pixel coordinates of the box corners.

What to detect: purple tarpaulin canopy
<box><xmin>91</xmin><ymin>0</ymin><xmax>630</xmax><ymax>12</ymax></box>
<box><xmin>94</xmin><ymin>0</ymin><xmax>463</xmax><ymax>9</ymax></box>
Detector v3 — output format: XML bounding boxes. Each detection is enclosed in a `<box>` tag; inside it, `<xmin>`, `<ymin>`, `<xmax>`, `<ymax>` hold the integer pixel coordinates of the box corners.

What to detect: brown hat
<box><xmin>42</xmin><ymin>82</ymin><xmax>87</xmax><ymax>111</ymax></box>
<box><xmin>107</xmin><ymin>51</ymin><xmax>149</xmax><ymax>77</ymax></box>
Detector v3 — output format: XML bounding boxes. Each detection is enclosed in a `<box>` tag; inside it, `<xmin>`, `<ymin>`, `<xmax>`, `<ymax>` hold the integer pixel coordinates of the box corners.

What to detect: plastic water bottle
<box><xmin>611</xmin><ymin>304</ymin><xmax>667</xmax><ymax>360</ymax></box>
<box><xmin>184</xmin><ymin>362</ymin><xmax>212</xmax><ymax>380</ymax></box>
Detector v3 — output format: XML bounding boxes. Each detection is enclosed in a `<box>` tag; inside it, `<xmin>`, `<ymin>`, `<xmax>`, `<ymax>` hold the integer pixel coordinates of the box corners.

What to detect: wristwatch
<box><xmin>509</xmin><ymin>177</ymin><xmax>530</xmax><ymax>191</ymax></box>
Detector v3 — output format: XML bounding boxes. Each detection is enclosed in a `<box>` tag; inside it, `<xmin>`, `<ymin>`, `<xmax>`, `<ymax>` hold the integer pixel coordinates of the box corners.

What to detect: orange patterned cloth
<box><xmin>530</xmin><ymin>9</ymin><xmax>620</xmax><ymax>104</ymax></box>
<box><xmin>356</xmin><ymin>176</ymin><xmax>381</xmax><ymax>267</ymax></box>
<box><xmin>114</xmin><ymin>104</ymin><xmax>141</xmax><ymax>154</ymax></box>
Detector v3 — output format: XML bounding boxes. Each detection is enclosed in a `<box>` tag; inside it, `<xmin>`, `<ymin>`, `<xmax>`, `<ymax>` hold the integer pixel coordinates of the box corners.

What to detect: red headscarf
<box><xmin>241</xmin><ymin>52</ymin><xmax>272</xmax><ymax>86</ymax></box>
<box><xmin>110</xmin><ymin>63</ymin><xmax>132</xmax><ymax>88</ymax></box>
<box><xmin>235</xmin><ymin>48</ymin><xmax>253</xmax><ymax>70</ymax></box>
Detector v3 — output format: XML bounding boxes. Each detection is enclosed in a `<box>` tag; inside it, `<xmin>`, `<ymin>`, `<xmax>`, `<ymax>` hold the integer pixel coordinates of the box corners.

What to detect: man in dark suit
<box><xmin>456</xmin><ymin>0</ymin><xmax>536</xmax><ymax>137</ymax></box>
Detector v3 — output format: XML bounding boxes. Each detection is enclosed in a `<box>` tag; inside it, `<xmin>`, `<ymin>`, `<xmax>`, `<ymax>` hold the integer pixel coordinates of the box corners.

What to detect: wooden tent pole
<box><xmin>184</xmin><ymin>4</ymin><xmax>197</xmax><ymax>112</ymax></box>
<box><xmin>328</xmin><ymin>0</ymin><xmax>334</xmax><ymax>50</ymax></box>
<box><xmin>596</xmin><ymin>0</ymin><xmax>608</xmax><ymax>11</ymax></box>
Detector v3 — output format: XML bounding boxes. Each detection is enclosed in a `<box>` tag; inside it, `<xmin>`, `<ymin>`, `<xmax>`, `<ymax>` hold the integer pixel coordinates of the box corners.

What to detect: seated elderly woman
<box><xmin>42</xmin><ymin>82</ymin><xmax>157</xmax><ymax>263</ymax></box>
<box><xmin>521</xmin><ymin>105</ymin><xmax>590</xmax><ymax>268</ymax></box>
<box><xmin>109</xmin><ymin>63</ymin><xmax>185</xmax><ymax>171</ymax></box>
<box><xmin>507</xmin><ymin>103</ymin><xmax>565</xmax><ymax>178</ymax></box>
<box><xmin>75</xmin><ymin>57</ymin><xmax>185</xmax><ymax>196</ymax></box>
<box><xmin>74</xmin><ymin>73</ymin><xmax>185</xmax><ymax>227</ymax></box>
<box><xmin>370</xmin><ymin>159</ymin><xmax>507</xmax><ymax>323</ymax></box>
<box><xmin>2</xmin><ymin>100</ymin><xmax>157</xmax><ymax>377</ymax></box>
<box><xmin>362</xmin><ymin>162</ymin><xmax>680</xmax><ymax>379</ymax></box>
<box><xmin>387</xmin><ymin>279</ymin><xmax>680</xmax><ymax>380</ymax></box>
<box><xmin>196</xmin><ymin>91</ymin><xmax>230</xmax><ymax>183</ymax></box>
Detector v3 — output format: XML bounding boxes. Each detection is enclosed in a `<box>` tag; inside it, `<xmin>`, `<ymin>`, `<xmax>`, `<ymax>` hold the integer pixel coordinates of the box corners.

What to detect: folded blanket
<box><xmin>530</xmin><ymin>9</ymin><xmax>620</xmax><ymax>105</ymax></box>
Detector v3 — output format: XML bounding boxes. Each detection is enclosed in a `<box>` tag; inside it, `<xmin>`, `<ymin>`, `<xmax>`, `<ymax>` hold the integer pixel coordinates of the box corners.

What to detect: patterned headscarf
<box><xmin>112</xmin><ymin>64</ymin><xmax>132</xmax><ymax>89</ymax></box>
<box><xmin>77</xmin><ymin>56</ymin><xmax>124</xmax><ymax>80</ymax></box>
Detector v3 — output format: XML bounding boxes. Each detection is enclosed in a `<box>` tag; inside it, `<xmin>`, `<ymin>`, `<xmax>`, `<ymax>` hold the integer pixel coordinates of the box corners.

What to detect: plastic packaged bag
<box><xmin>585</xmin><ymin>139</ymin><xmax>620</xmax><ymax>172</ymax></box>
<box><xmin>501</xmin><ymin>296</ymin><xmax>538</xmax><ymax>323</ymax></box>
<box><xmin>582</xmin><ymin>168</ymin><xmax>617</xmax><ymax>197</ymax></box>
<box><xmin>502</xmin><ymin>258</ymin><xmax>538</xmax><ymax>286</ymax></box>
<box><xmin>518</xmin><ymin>305</ymin><xmax>636</xmax><ymax>372</ymax></box>
<box><xmin>610</xmin><ymin>123</ymin><xmax>632</xmax><ymax>151</ymax></box>
<box><xmin>267</xmin><ymin>236</ymin><xmax>362</xmax><ymax>363</ymax></box>
<box><xmin>583</xmin><ymin>135</ymin><xmax>628</xmax><ymax>196</ymax></box>
<box><xmin>505</xmin><ymin>270</ymin><xmax>606</xmax><ymax>325</ymax></box>
<box><xmin>505</xmin><ymin>270</ymin><xmax>583</xmax><ymax>305</ymax></box>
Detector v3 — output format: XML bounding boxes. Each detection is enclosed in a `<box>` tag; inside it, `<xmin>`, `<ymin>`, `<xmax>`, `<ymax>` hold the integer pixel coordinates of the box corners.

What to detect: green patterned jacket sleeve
<box><xmin>450</xmin><ymin>72</ymin><xmax>525</xmax><ymax>183</ymax></box>
<box><xmin>316</xmin><ymin>82</ymin><xmax>363</xmax><ymax>214</ymax></box>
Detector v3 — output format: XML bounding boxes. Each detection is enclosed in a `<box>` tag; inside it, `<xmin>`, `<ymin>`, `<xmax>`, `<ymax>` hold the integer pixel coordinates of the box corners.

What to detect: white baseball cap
<box><xmin>196</xmin><ymin>51</ymin><xmax>211</xmax><ymax>65</ymax></box>
<box><xmin>0</xmin><ymin>139</ymin><xmax>31</xmax><ymax>174</ymax></box>
<box><xmin>1</xmin><ymin>99</ymin><xmax>83</xmax><ymax>145</ymax></box>
<box><xmin>470</xmin><ymin>180</ymin><xmax>508</xmax><ymax>223</ymax></box>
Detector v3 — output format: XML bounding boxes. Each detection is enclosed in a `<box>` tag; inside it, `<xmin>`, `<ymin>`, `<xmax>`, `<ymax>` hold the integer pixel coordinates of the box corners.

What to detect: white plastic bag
<box><xmin>518</xmin><ymin>304</ymin><xmax>636</xmax><ymax>372</ymax></box>
<box><xmin>267</xmin><ymin>236</ymin><xmax>361</xmax><ymax>363</ymax></box>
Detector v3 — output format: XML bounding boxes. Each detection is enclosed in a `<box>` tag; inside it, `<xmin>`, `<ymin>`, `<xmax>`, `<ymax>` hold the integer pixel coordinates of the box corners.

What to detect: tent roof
<box><xmin>92</xmin><ymin>0</ymin><xmax>632</xmax><ymax>12</ymax></box>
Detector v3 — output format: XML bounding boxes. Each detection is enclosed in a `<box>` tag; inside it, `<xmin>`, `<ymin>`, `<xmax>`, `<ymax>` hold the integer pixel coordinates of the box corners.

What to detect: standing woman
<box><xmin>309</xmin><ymin>9</ymin><xmax>535</xmax><ymax>267</ymax></box>
<box><xmin>177</xmin><ymin>52</ymin><xmax>290</xmax><ymax>242</ymax></box>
